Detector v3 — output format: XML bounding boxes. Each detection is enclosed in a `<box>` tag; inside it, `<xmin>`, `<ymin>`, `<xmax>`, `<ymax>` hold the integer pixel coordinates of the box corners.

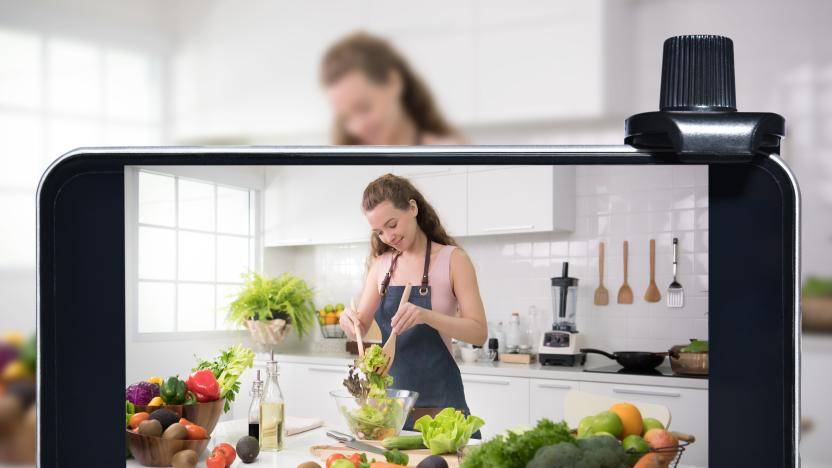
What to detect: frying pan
<box><xmin>580</xmin><ymin>348</ymin><xmax>667</xmax><ymax>371</ymax></box>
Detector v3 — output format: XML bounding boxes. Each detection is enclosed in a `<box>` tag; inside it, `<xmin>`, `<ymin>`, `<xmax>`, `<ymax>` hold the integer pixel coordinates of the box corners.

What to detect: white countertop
<box><xmin>257</xmin><ymin>351</ymin><xmax>709</xmax><ymax>390</ymax></box>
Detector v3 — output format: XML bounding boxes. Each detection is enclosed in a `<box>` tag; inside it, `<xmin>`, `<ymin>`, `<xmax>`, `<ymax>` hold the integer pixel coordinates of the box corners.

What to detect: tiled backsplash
<box><xmin>264</xmin><ymin>165</ymin><xmax>708</xmax><ymax>354</ymax></box>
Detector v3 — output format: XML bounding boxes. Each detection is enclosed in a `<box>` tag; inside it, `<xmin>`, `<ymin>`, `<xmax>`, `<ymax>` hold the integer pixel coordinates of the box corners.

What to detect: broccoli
<box><xmin>526</xmin><ymin>436</ymin><xmax>629</xmax><ymax>468</ymax></box>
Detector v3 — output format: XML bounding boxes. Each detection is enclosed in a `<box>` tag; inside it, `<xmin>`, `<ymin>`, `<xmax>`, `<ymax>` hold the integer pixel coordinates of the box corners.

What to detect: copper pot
<box><xmin>668</xmin><ymin>345</ymin><xmax>708</xmax><ymax>376</ymax></box>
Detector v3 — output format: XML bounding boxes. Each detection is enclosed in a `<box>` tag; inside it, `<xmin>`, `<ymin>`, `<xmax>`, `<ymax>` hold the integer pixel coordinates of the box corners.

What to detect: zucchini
<box><xmin>381</xmin><ymin>434</ymin><xmax>426</xmax><ymax>450</ymax></box>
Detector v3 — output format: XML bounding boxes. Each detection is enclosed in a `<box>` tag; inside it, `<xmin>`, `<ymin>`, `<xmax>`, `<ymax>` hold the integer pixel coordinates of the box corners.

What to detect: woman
<box><xmin>339</xmin><ymin>174</ymin><xmax>487</xmax><ymax>432</ymax></box>
<box><xmin>320</xmin><ymin>31</ymin><xmax>464</xmax><ymax>145</ymax></box>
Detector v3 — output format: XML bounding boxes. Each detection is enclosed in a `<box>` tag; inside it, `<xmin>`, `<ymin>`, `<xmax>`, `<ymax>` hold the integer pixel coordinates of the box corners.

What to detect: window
<box><xmin>135</xmin><ymin>170</ymin><xmax>257</xmax><ymax>334</ymax></box>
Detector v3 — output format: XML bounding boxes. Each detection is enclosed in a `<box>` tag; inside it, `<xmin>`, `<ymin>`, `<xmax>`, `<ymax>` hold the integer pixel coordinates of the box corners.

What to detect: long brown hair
<box><xmin>320</xmin><ymin>31</ymin><xmax>459</xmax><ymax>145</ymax></box>
<box><xmin>362</xmin><ymin>174</ymin><xmax>457</xmax><ymax>269</ymax></box>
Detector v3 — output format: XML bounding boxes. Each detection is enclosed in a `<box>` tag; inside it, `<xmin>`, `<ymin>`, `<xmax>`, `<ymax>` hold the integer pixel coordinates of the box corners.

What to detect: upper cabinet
<box><xmin>467</xmin><ymin>166</ymin><xmax>575</xmax><ymax>236</ymax></box>
<box><xmin>264</xmin><ymin>165</ymin><xmax>574</xmax><ymax>247</ymax></box>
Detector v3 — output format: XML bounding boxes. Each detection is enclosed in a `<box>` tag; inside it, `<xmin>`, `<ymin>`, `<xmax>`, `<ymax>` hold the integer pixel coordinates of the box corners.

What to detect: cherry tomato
<box><xmin>349</xmin><ymin>453</ymin><xmax>363</xmax><ymax>467</ymax></box>
<box><xmin>184</xmin><ymin>424</ymin><xmax>207</xmax><ymax>440</ymax></box>
<box><xmin>326</xmin><ymin>453</ymin><xmax>346</xmax><ymax>468</ymax></box>
<box><xmin>206</xmin><ymin>452</ymin><xmax>226</xmax><ymax>468</ymax></box>
<box><xmin>128</xmin><ymin>412</ymin><xmax>149</xmax><ymax>429</ymax></box>
<box><xmin>212</xmin><ymin>442</ymin><xmax>236</xmax><ymax>466</ymax></box>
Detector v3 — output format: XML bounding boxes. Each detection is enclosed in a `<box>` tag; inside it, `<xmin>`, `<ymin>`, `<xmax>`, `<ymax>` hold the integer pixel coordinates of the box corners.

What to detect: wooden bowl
<box><xmin>126</xmin><ymin>430</ymin><xmax>209</xmax><ymax>467</ymax></box>
<box><xmin>182</xmin><ymin>399</ymin><xmax>224</xmax><ymax>435</ymax></box>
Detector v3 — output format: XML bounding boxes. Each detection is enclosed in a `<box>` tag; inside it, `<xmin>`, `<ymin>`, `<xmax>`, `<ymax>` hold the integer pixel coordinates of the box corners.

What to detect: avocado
<box><xmin>236</xmin><ymin>435</ymin><xmax>260</xmax><ymax>463</ymax></box>
<box><xmin>149</xmin><ymin>408</ymin><xmax>179</xmax><ymax>430</ymax></box>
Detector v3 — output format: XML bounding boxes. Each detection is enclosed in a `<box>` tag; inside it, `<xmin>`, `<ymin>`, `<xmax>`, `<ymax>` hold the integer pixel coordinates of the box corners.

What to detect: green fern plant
<box><xmin>227</xmin><ymin>272</ymin><xmax>317</xmax><ymax>338</ymax></box>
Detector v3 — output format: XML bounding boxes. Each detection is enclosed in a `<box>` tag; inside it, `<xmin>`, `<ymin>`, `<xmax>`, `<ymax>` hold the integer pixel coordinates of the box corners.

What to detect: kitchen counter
<box><xmin>126</xmin><ymin>419</ymin><xmax>705</xmax><ymax>467</ymax></box>
<box><xmin>256</xmin><ymin>351</ymin><xmax>709</xmax><ymax>390</ymax></box>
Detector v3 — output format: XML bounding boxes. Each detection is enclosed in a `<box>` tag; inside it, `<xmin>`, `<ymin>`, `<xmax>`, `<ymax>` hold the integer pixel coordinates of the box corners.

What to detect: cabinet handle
<box><xmin>463</xmin><ymin>377</ymin><xmax>510</xmax><ymax>386</ymax></box>
<box><xmin>612</xmin><ymin>388</ymin><xmax>681</xmax><ymax>398</ymax></box>
<box><xmin>308</xmin><ymin>366</ymin><xmax>345</xmax><ymax>374</ymax></box>
<box><xmin>538</xmin><ymin>383</ymin><xmax>573</xmax><ymax>390</ymax></box>
<box><xmin>482</xmin><ymin>225</ymin><xmax>535</xmax><ymax>232</ymax></box>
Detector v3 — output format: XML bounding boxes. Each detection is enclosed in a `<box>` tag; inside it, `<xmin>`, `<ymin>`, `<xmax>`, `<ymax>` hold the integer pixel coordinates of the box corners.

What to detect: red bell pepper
<box><xmin>186</xmin><ymin>369</ymin><xmax>220</xmax><ymax>402</ymax></box>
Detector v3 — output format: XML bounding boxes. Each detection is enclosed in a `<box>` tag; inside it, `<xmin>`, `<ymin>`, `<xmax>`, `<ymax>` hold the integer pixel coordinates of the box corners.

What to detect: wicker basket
<box><xmin>245</xmin><ymin>318</ymin><xmax>291</xmax><ymax>345</ymax></box>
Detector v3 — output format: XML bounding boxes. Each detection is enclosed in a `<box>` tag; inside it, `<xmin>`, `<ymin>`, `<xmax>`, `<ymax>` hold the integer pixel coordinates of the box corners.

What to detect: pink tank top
<box><xmin>376</xmin><ymin>245</ymin><xmax>459</xmax><ymax>350</ymax></box>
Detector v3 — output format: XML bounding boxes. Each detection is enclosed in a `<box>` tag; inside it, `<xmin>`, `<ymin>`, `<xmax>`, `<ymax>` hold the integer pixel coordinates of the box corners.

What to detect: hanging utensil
<box><xmin>667</xmin><ymin>237</ymin><xmax>685</xmax><ymax>307</ymax></box>
<box><xmin>594</xmin><ymin>242</ymin><xmax>609</xmax><ymax>306</ymax></box>
<box><xmin>644</xmin><ymin>239</ymin><xmax>661</xmax><ymax>302</ymax></box>
<box><xmin>350</xmin><ymin>298</ymin><xmax>364</xmax><ymax>357</ymax></box>
<box><xmin>381</xmin><ymin>282</ymin><xmax>411</xmax><ymax>375</ymax></box>
<box><xmin>617</xmin><ymin>241</ymin><xmax>633</xmax><ymax>304</ymax></box>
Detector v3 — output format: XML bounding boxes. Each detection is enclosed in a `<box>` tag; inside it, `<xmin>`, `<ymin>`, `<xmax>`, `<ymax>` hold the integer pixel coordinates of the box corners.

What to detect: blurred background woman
<box><xmin>320</xmin><ymin>31</ymin><xmax>463</xmax><ymax>145</ymax></box>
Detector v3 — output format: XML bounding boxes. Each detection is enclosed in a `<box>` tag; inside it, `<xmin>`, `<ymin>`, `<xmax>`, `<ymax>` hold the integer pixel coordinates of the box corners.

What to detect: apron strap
<box><xmin>380</xmin><ymin>251</ymin><xmax>402</xmax><ymax>296</ymax></box>
<box><xmin>419</xmin><ymin>241</ymin><xmax>431</xmax><ymax>296</ymax></box>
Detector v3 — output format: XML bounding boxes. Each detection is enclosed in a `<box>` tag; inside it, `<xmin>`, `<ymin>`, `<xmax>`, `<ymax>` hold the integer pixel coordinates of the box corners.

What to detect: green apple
<box><xmin>642</xmin><ymin>417</ymin><xmax>665</xmax><ymax>434</ymax></box>
<box><xmin>577</xmin><ymin>415</ymin><xmax>595</xmax><ymax>437</ymax></box>
<box><xmin>335</xmin><ymin>303</ymin><xmax>345</xmax><ymax>311</ymax></box>
<box><xmin>622</xmin><ymin>434</ymin><xmax>650</xmax><ymax>465</ymax></box>
<box><xmin>591</xmin><ymin>411</ymin><xmax>623</xmax><ymax>439</ymax></box>
<box><xmin>324</xmin><ymin>304</ymin><xmax>334</xmax><ymax>313</ymax></box>
<box><xmin>593</xmin><ymin>431</ymin><xmax>617</xmax><ymax>439</ymax></box>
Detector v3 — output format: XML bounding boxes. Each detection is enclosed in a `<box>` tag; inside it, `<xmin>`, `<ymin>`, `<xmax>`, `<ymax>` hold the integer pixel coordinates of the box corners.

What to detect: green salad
<box><xmin>341</xmin><ymin>345</ymin><xmax>402</xmax><ymax>439</ymax></box>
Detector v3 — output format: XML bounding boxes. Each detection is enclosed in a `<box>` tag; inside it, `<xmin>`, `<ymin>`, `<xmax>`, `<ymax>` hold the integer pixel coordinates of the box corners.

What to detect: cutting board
<box><xmin>310</xmin><ymin>441</ymin><xmax>462</xmax><ymax>467</ymax></box>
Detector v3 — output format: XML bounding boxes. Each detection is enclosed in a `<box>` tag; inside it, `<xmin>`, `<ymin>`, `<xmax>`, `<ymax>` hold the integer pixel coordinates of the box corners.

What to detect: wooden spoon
<box><xmin>381</xmin><ymin>282</ymin><xmax>411</xmax><ymax>375</ymax></box>
<box><xmin>351</xmin><ymin>298</ymin><xmax>363</xmax><ymax>358</ymax></box>
<box><xmin>594</xmin><ymin>242</ymin><xmax>609</xmax><ymax>305</ymax></box>
<box><xmin>644</xmin><ymin>239</ymin><xmax>662</xmax><ymax>302</ymax></box>
<box><xmin>617</xmin><ymin>241</ymin><xmax>634</xmax><ymax>304</ymax></box>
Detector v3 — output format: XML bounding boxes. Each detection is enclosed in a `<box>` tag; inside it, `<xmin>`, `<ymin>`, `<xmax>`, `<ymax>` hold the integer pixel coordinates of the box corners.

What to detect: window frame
<box><xmin>125</xmin><ymin>166</ymin><xmax>260</xmax><ymax>341</ymax></box>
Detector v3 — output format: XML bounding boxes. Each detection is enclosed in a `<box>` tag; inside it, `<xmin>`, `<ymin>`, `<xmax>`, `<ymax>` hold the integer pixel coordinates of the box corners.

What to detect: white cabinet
<box><xmin>278</xmin><ymin>362</ymin><xmax>346</xmax><ymax>426</ymax></box>
<box><xmin>529</xmin><ymin>378</ymin><xmax>578</xmax><ymax>425</ymax></box>
<box><xmin>467</xmin><ymin>166</ymin><xmax>575</xmax><ymax>236</ymax></box>
<box><xmin>461</xmin><ymin>374</ymin><xmax>530</xmax><ymax>439</ymax></box>
<box><xmin>263</xmin><ymin>165</ymin><xmax>392</xmax><ymax>246</ymax></box>
<box><xmin>394</xmin><ymin>166</ymin><xmax>467</xmax><ymax>237</ymax></box>
<box><xmin>579</xmin><ymin>381</ymin><xmax>708</xmax><ymax>467</ymax></box>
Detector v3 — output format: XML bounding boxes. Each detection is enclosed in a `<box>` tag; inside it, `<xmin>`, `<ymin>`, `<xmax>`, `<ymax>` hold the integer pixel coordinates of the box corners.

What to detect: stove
<box><xmin>583</xmin><ymin>364</ymin><xmax>707</xmax><ymax>379</ymax></box>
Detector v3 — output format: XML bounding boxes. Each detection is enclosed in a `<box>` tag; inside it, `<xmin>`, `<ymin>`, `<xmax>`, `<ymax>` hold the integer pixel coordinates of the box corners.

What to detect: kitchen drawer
<box><xmin>461</xmin><ymin>374</ymin><xmax>530</xmax><ymax>439</ymax></box>
<box><xmin>529</xmin><ymin>378</ymin><xmax>578</xmax><ymax>425</ymax></box>
<box><xmin>579</xmin><ymin>381</ymin><xmax>708</xmax><ymax>466</ymax></box>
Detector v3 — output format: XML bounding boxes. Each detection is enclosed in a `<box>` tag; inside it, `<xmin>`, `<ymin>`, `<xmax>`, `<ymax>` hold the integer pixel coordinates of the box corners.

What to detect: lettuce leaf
<box><xmin>414</xmin><ymin>408</ymin><xmax>485</xmax><ymax>455</ymax></box>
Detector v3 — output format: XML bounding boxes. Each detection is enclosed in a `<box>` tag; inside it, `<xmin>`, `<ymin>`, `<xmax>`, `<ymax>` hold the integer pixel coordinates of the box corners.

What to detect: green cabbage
<box><xmin>414</xmin><ymin>408</ymin><xmax>485</xmax><ymax>455</ymax></box>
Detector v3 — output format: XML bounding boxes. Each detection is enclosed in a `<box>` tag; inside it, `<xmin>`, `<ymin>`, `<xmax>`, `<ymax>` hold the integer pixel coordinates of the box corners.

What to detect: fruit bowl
<box><xmin>126</xmin><ymin>430</ymin><xmax>210</xmax><ymax>467</ymax></box>
<box><xmin>330</xmin><ymin>389</ymin><xmax>419</xmax><ymax>440</ymax></box>
<box><xmin>319</xmin><ymin>323</ymin><xmax>346</xmax><ymax>339</ymax></box>
<box><xmin>182</xmin><ymin>398</ymin><xmax>224</xmax><ymax>435</ymax></box>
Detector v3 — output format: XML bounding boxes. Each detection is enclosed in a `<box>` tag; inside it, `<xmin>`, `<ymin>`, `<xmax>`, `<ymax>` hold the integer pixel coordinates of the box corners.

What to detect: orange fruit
<box><xmin>324</xmin><ymin>314</ymin><xmax>338</xmax><ymax>325</ymax></box>
<box><xmin>609</xmin><ymin>402</ymin><xmax>644</xmax><ymax>439</ymax></box>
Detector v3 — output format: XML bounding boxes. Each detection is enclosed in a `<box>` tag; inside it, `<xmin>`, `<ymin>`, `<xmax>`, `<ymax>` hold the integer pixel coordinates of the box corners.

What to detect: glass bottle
<box><xmin>526</xmin><ymin>305</ymin><xmax>541</xmax><ymax>351</ymax></box>
<box><xmin>248</xmin><ymin>370</ymin><xmax>263</xmax><ymax>440</ymax></box>
<box><xmin>505</xmin><ymin>312</ymin><xmax>524</xmax><ymax>351</ymax></box>
<box><xmin>260</xmin><ymin>351</ymin><xmax>285</xmax><ymax>451</ymax></box>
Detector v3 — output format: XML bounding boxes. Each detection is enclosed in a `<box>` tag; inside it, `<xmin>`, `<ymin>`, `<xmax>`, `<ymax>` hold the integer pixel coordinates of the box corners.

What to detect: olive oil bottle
<box><xmin>259</xmin><ymin>351</ymin><xmax>285</xmax><ymax>451</ymax></box>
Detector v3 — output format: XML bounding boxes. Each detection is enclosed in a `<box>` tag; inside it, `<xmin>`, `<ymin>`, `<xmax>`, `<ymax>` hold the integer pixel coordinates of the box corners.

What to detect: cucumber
<box><xmin>382</xmin><ymin>434</ymin><xmax>426</xmax><ymax>450</ymax></box>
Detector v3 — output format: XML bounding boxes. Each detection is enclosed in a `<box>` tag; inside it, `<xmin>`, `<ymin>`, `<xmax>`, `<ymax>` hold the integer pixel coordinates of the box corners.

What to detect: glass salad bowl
<box><xmin>330</xmin><ymin>388</ymin><xmax>419</xmax><ymax>440</ymax></box>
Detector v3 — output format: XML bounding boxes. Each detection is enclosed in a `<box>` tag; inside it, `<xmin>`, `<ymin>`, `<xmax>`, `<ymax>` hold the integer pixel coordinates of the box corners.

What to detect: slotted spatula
<box><xmin>667</xmin><ymin>237</ymin><xmax>685</xmax><ymax>307</ymax></box>
<box><xmin>594</xmin><ymin>242</ymin><xmax>609</xmax><ymax>305</ymax></box>
<box><xmin>381</xmin><ymin>282</ymin><xmax>411</xmax><ymax>375</ymax></box>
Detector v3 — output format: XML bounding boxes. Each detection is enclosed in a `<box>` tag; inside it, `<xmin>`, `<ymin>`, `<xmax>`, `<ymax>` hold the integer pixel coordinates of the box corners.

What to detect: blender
<box><xmin>538</xmin><ymin>262</ymin><xmax>586</xmax><ymax>366</ymax></box>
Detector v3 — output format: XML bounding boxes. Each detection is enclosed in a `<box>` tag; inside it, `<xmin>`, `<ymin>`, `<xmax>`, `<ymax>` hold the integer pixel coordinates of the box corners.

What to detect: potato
<box><xmin>172</xmin><ymin>449</ymin><xmax>198</xmax><ymax>468</ymax></box>
<box><xmin>297</xmin><ymin>462</ymin><xmax>322</xmax><ymax>468</ymax></box>
<box><xmin>162</xmin><ymin>422</ymin><xmax>188</xmax><ymax>440</ymax></box>
<box><xmin>137</xmin><ymin>419</ymin><xmax>163</xmax><ymax>437</ymax></box>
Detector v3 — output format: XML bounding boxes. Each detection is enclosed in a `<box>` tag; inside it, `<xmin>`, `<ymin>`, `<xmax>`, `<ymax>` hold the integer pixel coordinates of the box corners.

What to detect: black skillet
<box><xmin>580</xmin><ymin>348</ymin><xmax>668</xmax><ymax>371</ymax></box>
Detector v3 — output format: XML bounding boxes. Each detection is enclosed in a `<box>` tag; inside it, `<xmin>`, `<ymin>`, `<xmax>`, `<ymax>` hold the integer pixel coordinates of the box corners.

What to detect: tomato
<box><xmin>349</xmin><ymin>453</ymin><xmax>363</xmax><ymax>466</ymax></box>
<box><xmin>212</xmin><ymin>442</ymin><xmax>236</xmax><ymax>466</ymax></box>
<box><xmin>326</xmin><ymin>453</ymin><xmax>346</xmax><ymax>468</ymax></box>
<box><xmin>178</xmin><ymin>417</ymin><xmax>194</xmax><ymax>426</ymax></box>
<box><xmin>206</xmin><ymin>452</ymin><xmax>226</xmax><ymax>468</ymax></box>
<box><xmin>184</xmin><ymin>424</ymin><xmax>207</xmax><ymax>440</ymax></box>
<box><xmin>331</xmin><ymin>460</ymin><xmax>357</xmax><ymax>468</ymax></box>
<box><xmin>128</xmin><ymin>412</ymin><xmax>149</xmax><ymax>429</ymax></box>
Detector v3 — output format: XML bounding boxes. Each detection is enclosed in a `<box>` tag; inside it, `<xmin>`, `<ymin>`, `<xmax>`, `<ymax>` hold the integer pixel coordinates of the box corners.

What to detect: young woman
<box><xmin>339</xmin><ymin>174</ymin><xmax>487</xmax><ymax>432</ymax></box>
<box><xmin>320</xmin><ymin>31</ymin><xmax>464</xmax><ymax>145</ymax></box>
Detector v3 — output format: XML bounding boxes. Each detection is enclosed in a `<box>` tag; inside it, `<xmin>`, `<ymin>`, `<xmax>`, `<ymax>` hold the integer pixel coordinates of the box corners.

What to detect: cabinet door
<box><xmin>579</xmin><ymin>381</ymin><xmax>708</xmax><ymax>467</ymax></box>
<box><xmin>461</xmin><ymin>374</ymin><xmax>530</xmax><ymax>439</ymax></box>
<box><xmin>529</xmin><ymin>378</ymin><xmax>578</xmax><ymax>425</ymax></box>
<box><xmin>397</xmin><ymin>167</ymin><xmax>467</xmax><ymax>237</ymax></box>
<box><xmin>263</xmin><ymin>166</ymin><xmax>391</xmax><ymax>246</ymax></box>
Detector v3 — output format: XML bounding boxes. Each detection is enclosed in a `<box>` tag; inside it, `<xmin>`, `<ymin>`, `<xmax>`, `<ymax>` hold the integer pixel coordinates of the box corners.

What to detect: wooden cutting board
<box><xmin>310</xmin><ymin>441</ymin><xmax>462</xmax><ymax>467</ymax></box>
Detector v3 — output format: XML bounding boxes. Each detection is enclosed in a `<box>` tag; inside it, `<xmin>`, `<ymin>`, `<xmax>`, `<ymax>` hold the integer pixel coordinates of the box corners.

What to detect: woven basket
<box><xmin>245</xmin><ymin>318</ymin><xmax>291</xmax><ymax>345</ymax></box>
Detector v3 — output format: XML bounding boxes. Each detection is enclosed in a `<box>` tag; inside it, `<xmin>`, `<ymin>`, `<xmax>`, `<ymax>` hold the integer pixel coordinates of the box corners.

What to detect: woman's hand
<box><xmin>339</xmin><ymin>308</ymin><xmax>359</xmax><ymax>340</ymax></box>
<box><xmin>391</xmin><ymin>303</ymin><xmax>429</xmax><ymax>335</ymax></box>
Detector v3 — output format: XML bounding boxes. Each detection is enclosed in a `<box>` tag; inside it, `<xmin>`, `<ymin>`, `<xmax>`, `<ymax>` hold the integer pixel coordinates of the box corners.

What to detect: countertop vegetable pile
<box><xmin>193</xmin><ymin>344</ymin><xmax>255</xmax><ymax>412</ymax></box>
<box><xmin>460</xmin><ymin>419</ymin><xmax>573</xmax><ymax>468</ymax></box>
<box><xmin>413</xmin><ymin>408</ymin><xmax>484</xmax><ymax>455</ymax></box>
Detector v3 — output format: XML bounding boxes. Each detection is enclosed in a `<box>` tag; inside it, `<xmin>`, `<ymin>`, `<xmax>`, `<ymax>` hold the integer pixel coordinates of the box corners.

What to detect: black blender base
<box><xmin>540</xmin><ymin>353</ymin><xmax>586</xmax><ymax>367</ymax></box>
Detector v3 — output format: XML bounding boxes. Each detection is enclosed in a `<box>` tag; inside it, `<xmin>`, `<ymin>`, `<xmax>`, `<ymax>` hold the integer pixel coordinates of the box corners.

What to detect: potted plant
<box><xmin>227</xmin><ymin>272</ymin><xmax>317</xmax><ymax>344</ymax></box>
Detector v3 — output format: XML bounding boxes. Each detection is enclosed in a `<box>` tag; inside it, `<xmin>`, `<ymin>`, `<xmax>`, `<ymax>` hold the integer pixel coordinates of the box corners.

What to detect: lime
<box><xmin>622</xmin><ymin>434</ymin><xmax>650</xmax><ymax>465</ymax></box>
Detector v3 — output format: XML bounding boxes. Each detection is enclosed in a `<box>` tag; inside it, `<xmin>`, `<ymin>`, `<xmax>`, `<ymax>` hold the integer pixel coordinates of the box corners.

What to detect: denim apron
<box><xmin>375</xmin><ymin>242</ymin><xmax>479</xmax><ymax>437</ymax></box>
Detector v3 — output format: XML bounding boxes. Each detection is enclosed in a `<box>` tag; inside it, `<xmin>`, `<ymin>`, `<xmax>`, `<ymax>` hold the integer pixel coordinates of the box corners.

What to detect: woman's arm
<box><xmin>391</xmin><ymin>248</ymin><xmax>488</xmax><ymax>345</ymax></box>
<box><xmin>339</xmin><ymin>257</ymin><xmax>382</xmax><ymax>338</ymax></box>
